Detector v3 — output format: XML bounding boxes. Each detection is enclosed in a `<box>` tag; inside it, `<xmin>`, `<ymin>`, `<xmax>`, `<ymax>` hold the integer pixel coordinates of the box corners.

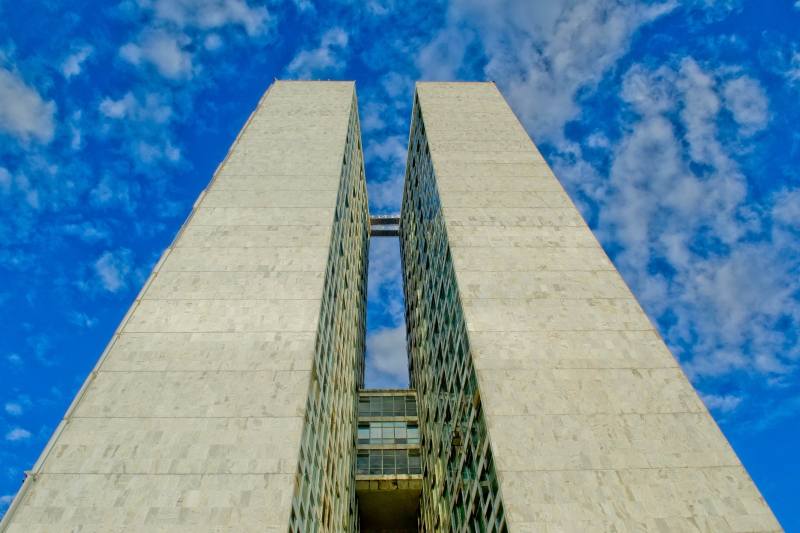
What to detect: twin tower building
<box><xmin>2</xmin><ymin>82</ymin><xmax>782</xmax><ymax>533</ymax></box>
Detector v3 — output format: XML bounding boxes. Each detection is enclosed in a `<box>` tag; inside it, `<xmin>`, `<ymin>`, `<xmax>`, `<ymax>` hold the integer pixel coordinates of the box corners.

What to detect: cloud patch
<box><xmin>143</xmin><ymin>0</ymin><xmax>272</xmax><ymax>36</ymax></box>
<box><xmin>701</xmin><ymin>393</ymin><xmax>743</xmax><ymax>413</ymax></box>
<box><xmin>61</xmin><ymin>44</ymin><xmax>94</xmax><ymax>79</ymax></box>
<box><xmin>0</xmin><ymin>64</ymin><xmax>56</xmax><ymax>144</ymax></box>
<box><xmin>723</xmin><ymin>75</ymin><xmax>769</xmax><ymax>136</ymax></box>
<box><xmin>286</xmin><ymin>28</ymin><xmax>349</xmax><ymax>79</ymax></box>
<box><xmin>121</xmin><ymin>29</ymin><xmax>196</xmax><ymax>80</ymax></box>
<box><xmin>365</xmin><ymin>325</ymin><xmax>409</xmax><ymax>387</ymax></box>
<box><xmin>420</xmin><ymin>0</ymin><xmax>678</xmax><ymax>141</ymax></box>
<box><xmin>121</xmin><ymin>0</ymin><xmax>274</xmax><ymax>80</ymax></box>
<box><xmin>5</xmin><ymin>428</ymin><xmax>31</xmax><ymax>441</ymax></box>
<box><xmin>4</xmin><ymin>403</ymin><xmax>23</xmax><ymax>416</ymax></box>
<box><xmin>94</xmin><ymin>248</ymin><xmax>135</xmax><ymax>293</ymax></box>
<box><xmin>565</xmin><ymin>57</ymin><xmax>800</xmax><ymax>384</ymax></box>
<box><xmin>99</xmin><ymin>92</ymin><xmax>179</xmax><ymax>166</ymax></box>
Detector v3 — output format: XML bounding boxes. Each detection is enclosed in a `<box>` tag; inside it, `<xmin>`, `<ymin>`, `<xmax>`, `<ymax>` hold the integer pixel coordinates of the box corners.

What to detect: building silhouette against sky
<box><xmin>0</xmin><ymin>82</ymin><xmax>782</xmax><ymax>533</ymax></box>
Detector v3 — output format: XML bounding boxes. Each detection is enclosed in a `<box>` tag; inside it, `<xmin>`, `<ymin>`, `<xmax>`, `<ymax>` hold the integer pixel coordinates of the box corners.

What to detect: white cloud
<box><xmin>689</xmin><ymin>0</ymin><xmax>741</xmax><ymax>18</ymax></box>
<box><xmin>6</xmin><ymin>354</ymin><xmax>22</xmax><ymax>365</ymax></box>
<box><xmin>786</xmin><ymin>52</ymin><xmax>800</xmax><ymax>85</ymax></box>
<box><xmin>70</xmin><ymin>125</ymin><xmax>82</xmax><ymax>150</ymax></box>
<box><xmin>772</xmin><ymin>188</ymin><xmax>800</xmax><ymax>230</ymax></box>
<box><xmin>0</xmin><ymin>495</ymin><xmax>14</xmax><ymax>510</ymax></box>
<box><xmin>291</xmin><ymin>0</ymin><xmax>315</xmax><ymax>12</ymax></box>
<box><xmin>365</xmin><ymin>134</ymin><xmax>406</xmax><ymax>163</ymax></box>
<box><xmin>416</xmin><ymin>26</ymin><xmax>473</xmax><ymax>81</ymax></box>
<box><xmin>120</xmin><ymin>0</ymin><xmax>273</xmax><ymax>79</ymax></box>
<box><xmin>700</xmin><ymin>393</ymin><xmax>742</xmax><ymax>413</ymax></box>
<box><xmin>90</xmin><ymin>174</ymin><xmax>135</xmax><ymax>211</ymax></box>
<box><xmin>365</xmin><ymin>326</ymin><xmax>409</xmax><ymax>387</ymax></box>
<box><xmin>795</xmin><ymin>0</ymin><xmax>800</xmax><ymax>9</ymax></box>
<box><xmin>94</xmin><ymin>248</ymin><xmax>135</xmax><ymax>293</ymax></box>
<box><xmin>136</xmin><ymin>139</ymin><xmax>181</xmax><ymax>163</ymax></box>
<box><xmin>143</xmin><ymin>0</ymin><xmax>272</xmax><ymax>36</ymax></box>
<box><xmin>365</xmin><ymin>0</ymin><xmax>397</xmax><ymax>16</ymax></box>
<box><xmin>0</xmin><ymin>167</ymin><xmax>10</xmax><ymax>194</ymax></box>
<box><xmin>100</xmin><ymin>92</ymin><xmax>172</xmax><ymax>123</ymax></box>
<box><xmin>583</xmin><ymin>57</ymin><xmax>800</xmax><ymax>380</ymax></box>
<box><xmin>380</xmin><ymin>72</ymin><xmax>414</xmax><ymax>100</ymax></box>
<box><xmin>585</xmin><ymin>131</ymin><xmax>610</xmax><ymax>148</ymax></box>
<box><xmin>0</xmin><ymin>170</ymin><xmax>42</xmax><ymax>209</ymax></box>
<box><xmin>419</xmin><ymin>0</ymin><xmax>677</xmax><ymax>142</ymax></box>
<box><xmin>367</xmin><ymin>238</ymin><xmax>403</xmax><ymax>310</ymax></box>
<box><xmin>121</xmin><ymin>28</ymin><xmax>196</xmax><ymax>79</ymax></box>
<box><xmin>99</xmin><ymin>92</ymin><xmax>179</xmax><ymax>165</ymax></box>
<box><xmin>27</xmin><ymin>333</ymin><xmax>55</xmax><ymax>366</ymax></box>
<box><xmin>68</xmin><ymin>311</ymin><xmax>99</xmax><ymax>328</ymax></box>
<box><xmin>5</xmin><ymin>428</ymin><xmax>31</xmax><ymax>441</ymax></box>
<box><xmin>361</xmin><ymin>101</ymin><xmax>387</xmax><ymax>132</ymax></box>
<box><xmin>204</xmin><ymin>33</ymin><xmax>223</xmax><ymax>50</ymax></box>
<box><xmin>0</xmin><ymin>65</ymin><xmax>56</xmax><ymax>143</ymax></box>
<box><xmin>286</xmin><ymin>28</ymin><xmax>349</xmax><ymax>80</ymax></box>
<box><xmin>5</xmin><ymin>403</ymin><xmax>23</xmax><ymax>416</ymax></box>
<box><xmin>365</xmin><ymin>134</ymin><xmax>407</xmax><ymax>212</ymax></box>
<box><xmin>63</xmin><ymin>220</ymin><xmax>111</xmax><ymax>243</ymax></box>
<box><xmin>61</xmin><ymin>44</ymin><xmax>94</xmax><ymax>79</ymax></box>
<box><xmin>364</xmin><ymin>239</ymin><xmax>406</xmax><ymax>388</ymax></box>
<box><xmin>723</xmin><ymin>75</ymin><xmax>769</xmax><ymax>136</ymax></box>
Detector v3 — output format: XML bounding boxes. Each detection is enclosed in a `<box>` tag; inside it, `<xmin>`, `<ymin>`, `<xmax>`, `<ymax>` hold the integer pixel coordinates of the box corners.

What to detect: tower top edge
<box><xmin>415</xmin><ymin>81</ymin><xmax>495</xmax><ymax>85</ymax></box>
<box><xmin>273</xmin><ymin>79</ymin><xmax>356</xmax><ymax>83</ymax></box>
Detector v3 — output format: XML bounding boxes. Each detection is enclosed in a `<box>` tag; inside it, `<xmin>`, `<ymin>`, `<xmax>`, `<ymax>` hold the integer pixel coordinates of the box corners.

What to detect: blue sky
<box><xmin>1</xmin><ymin>0</ymin><xmax>799</xmax><ymax>528</ymax></box>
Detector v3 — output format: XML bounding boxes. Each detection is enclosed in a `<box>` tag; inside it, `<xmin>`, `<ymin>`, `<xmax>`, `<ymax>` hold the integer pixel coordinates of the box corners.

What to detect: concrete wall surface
<box><xmin>2</xmin><ymin>81</ymin><xmax>355</xmax><ymax>533</ymax></box>
<box><xmin>415</xmin><ymin>82</ymin><xmax>783</xmax><ymax>533</ymax></box>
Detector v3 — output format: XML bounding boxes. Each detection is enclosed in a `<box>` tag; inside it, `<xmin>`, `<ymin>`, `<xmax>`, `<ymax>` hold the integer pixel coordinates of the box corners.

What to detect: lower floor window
<box><xmin>356</xmin><ymin>449</ymin><xmax>421</xmax><ymax>475</ymax></box>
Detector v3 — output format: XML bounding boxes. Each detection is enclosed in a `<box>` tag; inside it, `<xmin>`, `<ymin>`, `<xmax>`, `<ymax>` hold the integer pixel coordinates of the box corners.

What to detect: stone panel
<box><xmin>7</xmin><ymin>473</ymin><xmax>293</xmax><ymax>533</ymax></box>
<box><xmin>100</xmin><ymin>332</ymin><xmax>316</xmax><ymax>372</ymax></box>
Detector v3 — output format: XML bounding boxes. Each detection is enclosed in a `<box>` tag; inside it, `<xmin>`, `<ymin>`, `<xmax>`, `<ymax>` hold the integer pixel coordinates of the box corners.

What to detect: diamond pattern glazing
<box><xmin>400</xmin><ymin>95</ymin><xmax>508</xmax><ymax>533</ymax></box>
<box><xmin>288</xmin><ymin>93</ymin><xmax>369</xmax><ymax>533</ymax></box>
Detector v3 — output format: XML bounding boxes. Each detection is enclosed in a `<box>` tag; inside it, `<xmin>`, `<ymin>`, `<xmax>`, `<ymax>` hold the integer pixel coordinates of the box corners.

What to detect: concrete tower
<box><xmin>1</xmin><ymin>81</ymin><xmax>369</xmax><ymax>533</ymax></box>
<box><xmin>0</xmin><ymin>81</ymin><xmax>783</xmax><ymax>533</ymax></box>
<box><xmin>400</xmin><ymin>82</ymin><xmax>783</xmax><ymax>533</ymax></box>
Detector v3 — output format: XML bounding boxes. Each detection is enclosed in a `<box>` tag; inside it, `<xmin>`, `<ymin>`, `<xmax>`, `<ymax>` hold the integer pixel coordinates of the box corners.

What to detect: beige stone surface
<box><xmin>415</xmin><ymin>82</ymin><xmax>783</xmax><ymax>533</ymax></box>
<box><xmin>4</xmin><ymin>81</ymin><xmax>356</xmax><ymax>533</ymax></box>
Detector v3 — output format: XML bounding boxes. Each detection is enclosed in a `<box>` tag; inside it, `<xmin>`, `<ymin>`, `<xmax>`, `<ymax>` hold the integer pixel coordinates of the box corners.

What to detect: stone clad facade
<box><xmin>410</xmin><ymin>82</ymin><xmax>783</xmax><ymax>533</ymax></box>
<box><xmin>1</xmin><ymin>81</ymin><xmax>783</xmax><ymax>533</ymax></box>
<box><xmin>1</xmin><ymin>81</ymin><xmax>364</xmax><ymax>533</ymax></box>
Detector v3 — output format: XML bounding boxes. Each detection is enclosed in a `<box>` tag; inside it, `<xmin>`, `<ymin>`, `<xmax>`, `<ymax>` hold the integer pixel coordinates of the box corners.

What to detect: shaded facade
<box><xmin>1</xmin><ymin>81</ymin><xmax>783</xmax><ymax>533</ymax></box>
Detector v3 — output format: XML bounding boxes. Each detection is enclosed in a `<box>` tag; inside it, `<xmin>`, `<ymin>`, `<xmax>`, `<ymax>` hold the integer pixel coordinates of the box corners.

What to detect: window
<box><xmin>355</xmin><ymin>449</ymin><xmax>422</xmax><ymax>475</ymax></box>
<box><xmin>357</xmin><ymin>422</ymin><xmax>419</xmax><ymax>444</ymax></box>
<box><xmin>358</xmin><ymin>395</ymin><xmax>417</xmax><ymax>417</ymax></box>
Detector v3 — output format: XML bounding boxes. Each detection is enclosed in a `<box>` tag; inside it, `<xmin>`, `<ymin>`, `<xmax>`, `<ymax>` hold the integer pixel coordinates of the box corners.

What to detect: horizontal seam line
<box><xmin>139</xmin><ymin>298</ymin><xmax>324</xmax><ymax>301</ymax></box>
<box><xmin>172</xmin><ymin>246</ymin><xmax>331</xmax><ymax>248</ymax></box>
<box><xmin>492</xmin><ymin>465</ymin><xmax>747</xmax><ymax>472</ymax></box>
<box><xmin>32</xmin><ymin>472</ymin><xmax>296</xmax><ymax>476</ymax></box>
<box><xmin>120</xmin><ymin>330</ymin><xmax>318</xmax><ymax>333</ymax></box>
<box><xmin>466</xmin><ymin>329</ymin><xmax>658</xmax><ymax>332</ymax></box>
<box><xmin>68</xmin><ymin>415</ymin><xmax>303</xmax><ymax>418</ymax></box>
<box><xmin>90</xmin><ymin>371</ymin><xmax>309</xmax><ymax>374</ymax></box>
<box><xmin>460</xmin><ymin>297</ymin><xmax>642</xmax><ymax>301</ymax></box>
<box><xmin>485</xmin><ymin>411</ymin><xmax>707</xmax><ymax>416</ymax></box>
